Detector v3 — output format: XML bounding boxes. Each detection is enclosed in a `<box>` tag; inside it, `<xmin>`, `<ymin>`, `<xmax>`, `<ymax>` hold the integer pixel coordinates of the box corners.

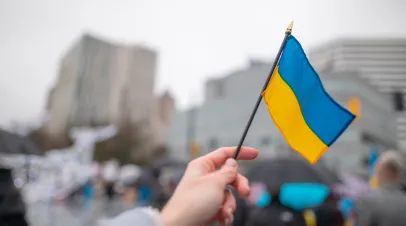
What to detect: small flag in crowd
<box><xmin>368</xmin><ymin>149</ymin><xmax>380</xmax><ymax>188</ymax></box>
<box><xmin>262</xmin><ymin>35</ymin><xmax>355</xmax><ymax>164</ymax></box>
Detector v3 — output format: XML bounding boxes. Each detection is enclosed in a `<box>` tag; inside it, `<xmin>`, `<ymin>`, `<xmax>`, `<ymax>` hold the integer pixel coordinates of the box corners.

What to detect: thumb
<box><xmin>212</xmin><ymin>158</ymin><xmax>238</xmax><ymax>186</ymax></box>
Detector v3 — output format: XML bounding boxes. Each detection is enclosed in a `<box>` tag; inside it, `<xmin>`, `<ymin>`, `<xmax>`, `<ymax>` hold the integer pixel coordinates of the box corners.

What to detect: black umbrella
<box><xmin>0</xmin><ymin>129</ymin><xmax>42</xmax><ymax>156</ymax></box>
<box><xmin>246</xmin><ymin>156</ymin><xmax>340</xmax><ymax>190</ymax></box>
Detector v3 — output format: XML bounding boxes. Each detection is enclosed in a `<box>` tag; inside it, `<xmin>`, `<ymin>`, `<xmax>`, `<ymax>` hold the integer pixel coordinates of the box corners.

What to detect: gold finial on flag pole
<box><xmin>286</xmin><ymin>21</ymin><xmax>294</xmax><ymax>34</ymax></box>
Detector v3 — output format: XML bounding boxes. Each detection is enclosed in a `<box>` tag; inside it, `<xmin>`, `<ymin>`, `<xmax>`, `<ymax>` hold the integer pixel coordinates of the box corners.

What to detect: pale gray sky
<box><xmin>0</xmin><ymin>0</ymin><xmax>405</xmax><ymax>126</ymax></box>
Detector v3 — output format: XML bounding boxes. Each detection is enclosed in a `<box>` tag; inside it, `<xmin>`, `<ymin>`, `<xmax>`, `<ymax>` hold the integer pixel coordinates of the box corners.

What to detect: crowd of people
<box><xmin>74</xmin><ymin>147</ymin><xmax>406</xmax><ymax>226</ymax></box>
<box><xmin>2</xmin><ymin>146</ymin><xmax>406</xmax><ymax>226</ymax></box>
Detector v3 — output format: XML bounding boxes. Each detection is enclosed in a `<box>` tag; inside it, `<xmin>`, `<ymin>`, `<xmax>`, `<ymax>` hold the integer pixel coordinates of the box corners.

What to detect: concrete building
<box><xmin>43</xmin><ymin>34</ymin><xmax>173</xmax><ymax>149</ymax></box>
<box><xmin>167</xmin><ymin>60</ymin><xmax>397</xmax><ymax>174</ymax></box>
<box><xmin>45</xmin><ymin>34</ymin><xmax>156</xmax><ymax>135</ymax></box>
<box><xmin>308</xmin><ymin>38</ymin><xmax>406</xmax><ymax>151</ymax></box>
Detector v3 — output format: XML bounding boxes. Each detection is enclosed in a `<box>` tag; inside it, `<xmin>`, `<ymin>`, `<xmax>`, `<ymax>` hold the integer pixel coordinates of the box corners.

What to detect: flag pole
<box><xmin>233</xmin><ymin>21</ymin><xmax>293</xmax><ymax>159</ymax></box>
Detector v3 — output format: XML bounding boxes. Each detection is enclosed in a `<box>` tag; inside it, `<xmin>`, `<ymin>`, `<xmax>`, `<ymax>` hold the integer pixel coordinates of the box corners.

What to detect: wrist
<box><xmin>161</xmin><ymin>205</ymin><xmax>181</xmax><ymax>226</ymax></box>
<box><xmin>140</xmin><ymin>207</ymin><xmax>166</xmax><ymax>226</ymax></box>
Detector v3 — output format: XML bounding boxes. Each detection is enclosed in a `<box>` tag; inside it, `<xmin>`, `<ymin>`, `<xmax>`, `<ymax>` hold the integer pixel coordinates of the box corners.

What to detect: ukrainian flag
<box><xmin>263</xmin><ymin>35</ymin><xmax>355</xmax><ymax>164</ymax></box>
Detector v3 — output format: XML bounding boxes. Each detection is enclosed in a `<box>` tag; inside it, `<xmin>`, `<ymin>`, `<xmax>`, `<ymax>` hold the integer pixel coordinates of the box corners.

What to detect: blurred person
<box><xmin>148</xmin><ymin>159</ymin><xmax>187</xmax><ymax>209</ymax></box>
<box><xmin>121</xmin><ymin>183</ymin><xmax>139</xmax><ymax>209</ymax></box>
<box><xmin>0</xmin><ymin>168</ymin><xmax>28</xmax><ymax>226</ymax></box>
<box><xmin>83</xmin><ymin>179</ymin><xmax>95</xmax><ymax>207</ymax></box>
<box><xmin>355</xmin><ymin>150</ymin><xmax>406</xmax><ymax>226</ymax></box>
<box><xmin>149</xmin><ymin>165</ymin><xmax>186</xmax><ymax>209</ymax></box>
<box><xmin>117</xmin><ymin>164</ymin><xmax>143</xmax><ymax>209</ymax></box>
<box><xmin>103</xmin><ymin>160</ymin><xmax>119</xmax><ymax>200</ymax></box>
<box><xmin>102</xmin><ymin>146</ymin><xmax>258</xmax><ymax>226</ymax></box>
<box><xmin>81</xmin><ymin>179</ymin><xmax>96</xmax><ymax>226</ymax></box>
<box><xmin>105</xmin><ymin>179</ymin><xmax>116</xmax><ymax>200</ymax></box>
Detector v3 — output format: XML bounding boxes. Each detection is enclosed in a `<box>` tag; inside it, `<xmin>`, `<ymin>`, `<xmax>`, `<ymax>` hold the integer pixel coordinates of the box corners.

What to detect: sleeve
<box><xmin>354</xmin><ymin>197</ymin><xmax>375</xmax><ymax>226</ymax></box>
<box><xmin>101</xmin><ymin>207</ymin><xmax>163</xmax><ymax>226</ymax></box>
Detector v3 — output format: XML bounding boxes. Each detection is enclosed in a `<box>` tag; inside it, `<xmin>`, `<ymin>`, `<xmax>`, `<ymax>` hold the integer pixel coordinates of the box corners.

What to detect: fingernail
<box><xmin>226</xmin><ymin>158</ymin><xmax>236</xmax><ymax>167</ymax></box>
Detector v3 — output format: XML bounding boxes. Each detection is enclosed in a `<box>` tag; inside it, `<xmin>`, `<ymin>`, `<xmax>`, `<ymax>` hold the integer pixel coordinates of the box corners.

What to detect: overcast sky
<box><xmin>0</xmin><ymin>0</ymin><xmax>405</xmax><ymax>126</ymax></box>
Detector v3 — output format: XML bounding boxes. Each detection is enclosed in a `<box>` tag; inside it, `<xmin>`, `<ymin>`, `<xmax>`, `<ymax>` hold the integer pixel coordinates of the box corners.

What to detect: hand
<box><xmin>161</xmin><ymin>147</ymin><xmax>259</xmax><ymax>226</ymax></box>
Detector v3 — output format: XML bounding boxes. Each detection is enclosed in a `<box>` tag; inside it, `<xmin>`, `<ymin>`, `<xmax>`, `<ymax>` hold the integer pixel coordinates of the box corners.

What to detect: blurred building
<box><xmin>309</xmin><ymin>38</ymin><xmax>406</xmax><ymax>94</ymax></box>
<box><xmin>167</xmin><ymin>60</ymin><xmax>397</xmax><ymax>174</ymax></box>
<box><xmin>43</xmin><ymin>34</ymin><xmax>173</xmax><ymax>149</ymax></box>
<box><xmin>308</xmin><ymin>38</ymin><xmax>406</xmax><ymax>152</ymax></box>
<box><xmin>148</xmin><ymin>91</ymin><xmax>176</xmax><ymax>148</ymax></box>
<box><xmin>321</xmin><ymin>72</ymin><xmax>397</xmax><ymax>175</ymax></box>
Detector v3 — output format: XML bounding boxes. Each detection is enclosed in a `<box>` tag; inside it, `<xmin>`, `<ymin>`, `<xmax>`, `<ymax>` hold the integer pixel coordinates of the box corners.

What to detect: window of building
<box><xmin>260</xmin><ymin>136</ymin><xmax>271</xmax><ymax>147</ymax></box>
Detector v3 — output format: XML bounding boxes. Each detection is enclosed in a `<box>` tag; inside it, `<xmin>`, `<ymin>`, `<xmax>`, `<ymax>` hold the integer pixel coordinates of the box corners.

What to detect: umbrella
<box><xmin>246</xmin><ymin>156</ymin><xmax>340</xmax><ymax>190</ymax></box>
<box><xmin>0</xmin><ymin>129</ymin><xmax>42</xmax><ymax>155</ymax></box>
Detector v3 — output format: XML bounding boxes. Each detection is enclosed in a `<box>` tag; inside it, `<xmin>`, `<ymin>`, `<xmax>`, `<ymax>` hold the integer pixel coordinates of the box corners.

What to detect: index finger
<box><xmin>205</xmin><ymin>146</ymin><xmax>259</xmax><ymax>169</ymax></box>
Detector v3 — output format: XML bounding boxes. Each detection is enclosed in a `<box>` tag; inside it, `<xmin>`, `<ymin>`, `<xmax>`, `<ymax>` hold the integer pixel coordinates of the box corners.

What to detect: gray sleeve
<box><xmin>355</xmin><ymin>197</ymin><xmax>375</xmax><ymax>226</ymax></box>
<box><xmin>101</xmin><ymin>208</ymin><xmax>161</xmax><ymax>226</ymax></box>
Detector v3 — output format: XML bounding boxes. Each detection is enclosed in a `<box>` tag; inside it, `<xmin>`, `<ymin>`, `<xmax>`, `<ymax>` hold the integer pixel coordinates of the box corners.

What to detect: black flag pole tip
<box><xmin>232</xmin><ymin>21</ymin><xmax>294</xmax><ymax>160</ymax></box>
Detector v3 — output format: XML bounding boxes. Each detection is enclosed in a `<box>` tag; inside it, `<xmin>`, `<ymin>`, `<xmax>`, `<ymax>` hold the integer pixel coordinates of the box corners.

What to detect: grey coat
<box><xmin>355</xmin><ymin>183</ymin><xmax>406</xmax><ymax>226</ymax></box>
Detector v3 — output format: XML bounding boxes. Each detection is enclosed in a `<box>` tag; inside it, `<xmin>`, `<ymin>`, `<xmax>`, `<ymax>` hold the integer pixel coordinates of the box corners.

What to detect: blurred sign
<box><xmin>347</xmin><ymin>97</ymin><xmax>361</xmax><ymax>120</ymax></box>
<box><xmin>189</xmin><ymin>143</ymin><xmax>201</xmax><ymax>158</ymax></box>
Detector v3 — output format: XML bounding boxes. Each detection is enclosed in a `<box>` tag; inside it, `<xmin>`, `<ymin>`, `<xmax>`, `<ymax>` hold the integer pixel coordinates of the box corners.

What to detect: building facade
<box><xmin>308</xmin><ymin>38</ymin><xmax>406</xmax><ymax>94</ymax></box>
<box><xmin>308</xmin><ymin>38</ymin><xmax>406</xmax><ymax>151</ymax></box>
<box><xmin>44</xmin><ymin>34</ymin><xmax>157</xmax><ymax>138</ymax></box>
<box><xmin>167</xmin><ymin>60</ymin><xmax>397</xmax><ymax>174</ymax></box>
<box><xmin>148</xmin><ymin>91</ymin><xmax>176</xmax><ymax>149</ymax></box>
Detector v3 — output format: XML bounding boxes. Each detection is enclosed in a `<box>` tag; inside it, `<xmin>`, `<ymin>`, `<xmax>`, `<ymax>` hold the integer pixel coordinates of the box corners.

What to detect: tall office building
<box><xmin>44</xmin><ymin>34</ymin><xmax>157</xmax><ymax>138</ymax></box>
<box><xmin>308</xmin><ymin>38</ymin><xmax>406</xmax><ymax>151</ymax></box>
